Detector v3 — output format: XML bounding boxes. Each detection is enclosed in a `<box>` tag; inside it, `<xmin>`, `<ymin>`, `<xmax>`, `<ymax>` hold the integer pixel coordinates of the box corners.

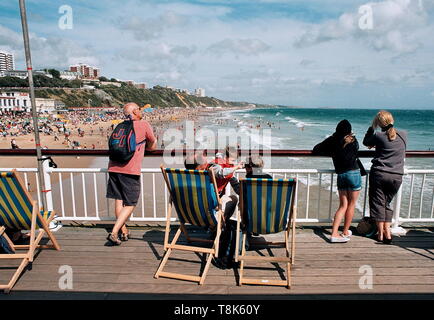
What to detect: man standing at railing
<box><xmin>106</xmin><ymin>102</ymin><xmax>157</xmax><ymax>245</ymax></box>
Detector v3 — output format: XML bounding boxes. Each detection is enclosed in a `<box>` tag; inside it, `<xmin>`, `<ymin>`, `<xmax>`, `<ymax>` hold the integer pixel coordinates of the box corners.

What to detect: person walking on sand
<box><xmin>313</xmin><ymin>120</ymin><xmax>361</xmax><ymax>243</ymax></box>
<box><xmin>363</xmin><ymin>111</ymin><xmax>407</xmax><ymax>245</ymax></box>
<box><xmin>105</xmin><ymin>103</ymin><xmax>157</xmax><ymax>245</ymax></box>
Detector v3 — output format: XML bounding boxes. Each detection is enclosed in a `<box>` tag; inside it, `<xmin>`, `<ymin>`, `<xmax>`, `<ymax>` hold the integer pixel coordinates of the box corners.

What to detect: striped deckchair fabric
<box><xmin>155</xmin><ymin>166</ymin><xmax>223</xmax><ymax>285</ymax></box>
<box><xmin>164</xmin><ymin>168</ymin><xmax>218</xmax><ymax>228</ymax></box>
<box><xmin>0</xmin><ymin>172</ymin><xmax>51</xmax><ymax>230</ymax></box>
<box><xmin>0</xmin><ymin>170</ymin><xmax>60</xmax><ymax>294</ymax></box>
<box><xmin>236</xmin><ymin>177</ymin><xmax>297</xmax><ymax>289</ymax></box>
<box><xmin>241</xmin><ymin>178</ymin><xmax>296</xmax><ymax>235</ymax></box>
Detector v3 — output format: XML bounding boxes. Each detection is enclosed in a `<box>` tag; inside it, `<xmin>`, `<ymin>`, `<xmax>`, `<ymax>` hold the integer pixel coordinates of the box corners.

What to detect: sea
<box><xmin>204</xmin><ymin>107</ymin><xmax>434</xmax><ymax>170</ymax></box>
<box><xmin>199</xmin><ymin>107</ymin><xmax>434</xmax><ymax>218</ymax></box>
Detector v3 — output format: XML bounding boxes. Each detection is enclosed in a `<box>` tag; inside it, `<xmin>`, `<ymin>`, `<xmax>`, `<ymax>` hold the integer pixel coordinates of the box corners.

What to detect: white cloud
<box><xmin>207</xmin><ymin>38</ymin><xmax>270</xmax><ymax>57</ymax></box>
<box><xmin>295</xmin><ymin>0</ymin><xmax>430</xmax><ymax>53</ymax></box>
<box><xmin>118</xmin><ymin>11</ymin><xmax>189</xmax><ymax>41</ymax></box>
<box><xmin>0</xmin><ymin>24</ymin><xmax>98</xmax><ymax>69</ymax></box>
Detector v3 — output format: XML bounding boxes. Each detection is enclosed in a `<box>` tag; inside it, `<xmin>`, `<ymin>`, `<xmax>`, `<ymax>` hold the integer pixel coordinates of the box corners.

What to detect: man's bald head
<box><xmin>123</xmin><ymin>102</ymin><xmax>139</xmax><ymax>116</ymax></box>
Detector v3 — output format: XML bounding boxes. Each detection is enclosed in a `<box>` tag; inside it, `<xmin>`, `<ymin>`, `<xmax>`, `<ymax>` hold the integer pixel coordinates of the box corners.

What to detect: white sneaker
<box><xmin>330</xmin><ymin>236</ymin><xmax>350</xmax><ymax>243</ymax></box>
<box><xmin>342</xmin><ymin>230</ymin><xmax>352</xmax><ymax>238</ymax></box>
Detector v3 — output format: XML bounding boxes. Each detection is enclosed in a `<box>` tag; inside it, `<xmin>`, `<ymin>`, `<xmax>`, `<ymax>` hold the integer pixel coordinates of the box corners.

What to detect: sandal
<box><xmin>120</xmin><ymin>233</ymin><xmax>130</xmax><ymax>241</ymax></box>
<box><xmin>106</xmin><ymin>233</ymin><xmax>121</xmax><ymax>246</ymax></box>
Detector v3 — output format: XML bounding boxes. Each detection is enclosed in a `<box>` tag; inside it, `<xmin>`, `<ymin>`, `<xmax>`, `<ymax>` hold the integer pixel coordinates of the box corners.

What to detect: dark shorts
<box><xmin>337</xmin><ymin>170</ymin><xmax>362</xmax><ymax>191</ymax></box>
<box><xmin>369</xmin><ymin>170</ymin><xmax>402</xmax><ymax>222</ymax></box>
<box><xmin>106</xmin><ymin>172</ymin><xmax>141</xmax><ymax>207</ymax></box>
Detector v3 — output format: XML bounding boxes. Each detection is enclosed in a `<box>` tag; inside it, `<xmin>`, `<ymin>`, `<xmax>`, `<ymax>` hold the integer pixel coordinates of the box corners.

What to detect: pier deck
<box><xmin>1</xmin><ymin>225</ymin><xmax>433</xmax><ymax>299</ymax></box>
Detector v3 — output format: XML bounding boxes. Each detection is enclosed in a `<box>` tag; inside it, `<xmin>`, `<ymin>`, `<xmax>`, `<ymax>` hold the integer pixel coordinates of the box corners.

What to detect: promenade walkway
<box><xmin>1</xmin><ymin>225</ymin><xmax>433</xmax><ymax>299</ymax></box>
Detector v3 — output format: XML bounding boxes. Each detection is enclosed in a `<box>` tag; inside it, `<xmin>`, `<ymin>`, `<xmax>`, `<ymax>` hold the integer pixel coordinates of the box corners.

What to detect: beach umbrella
<box><xmin>18</xmin><ymin>0</ymin><xmax>47</xmax><ymax>210</ymax></box>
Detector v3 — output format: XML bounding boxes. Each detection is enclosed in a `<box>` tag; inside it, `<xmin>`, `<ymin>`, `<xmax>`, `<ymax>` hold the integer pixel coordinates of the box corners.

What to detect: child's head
<box><xmin>245</xmin><ymin>155</ymin><xmax>264</xmax><ymax>176</ymax></box>
<box><xmin>184</xmin><ymin>151</ymin><xmax>207</xmax><ymax>170</ymax></box>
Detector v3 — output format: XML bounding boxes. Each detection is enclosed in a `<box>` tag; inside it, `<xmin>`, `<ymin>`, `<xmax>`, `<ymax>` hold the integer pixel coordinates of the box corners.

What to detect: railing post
<box><xmin>42</xmin><ymin>158</ymin><xmax>53</xmax><ymax>211</ymax></box>
<box><xmin>42</xmin><ymin>158</ymin><xmax>62</xmax><ymax>232</ymax></box>
<box><xmin>391</xmin><ymin>185</ymin><xmax>407</xmax><ymax>236</ymax></box>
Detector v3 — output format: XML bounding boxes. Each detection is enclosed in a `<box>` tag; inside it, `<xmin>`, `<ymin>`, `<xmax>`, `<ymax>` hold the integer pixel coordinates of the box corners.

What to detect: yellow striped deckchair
<box><xmin>235</xmin><ymin>178</ymin><xmax>297</xmax><ymax>289</ymax></box>
<box><xmin>154</xmin><ymin>166</ymin><xmax>224</xmax><ymax>285</ymax></box>
<box><xmin>0</xmin><ymin>170</ymin><xmax>60</xmax><ymax>293</ymax></box>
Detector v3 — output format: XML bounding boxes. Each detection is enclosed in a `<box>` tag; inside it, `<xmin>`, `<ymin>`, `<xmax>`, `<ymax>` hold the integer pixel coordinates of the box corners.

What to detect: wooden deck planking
<box><xmin>0</xmin><ymin>226</ymin><xmax>433</xmax><ymax>297</ymax></box>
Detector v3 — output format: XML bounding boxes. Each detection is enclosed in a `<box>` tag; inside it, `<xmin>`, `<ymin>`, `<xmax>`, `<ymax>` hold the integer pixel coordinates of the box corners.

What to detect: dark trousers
<box><xmin>369</xmin><ymin>170</ymin><xmax>402</xmax><ymax>222</ymax></box>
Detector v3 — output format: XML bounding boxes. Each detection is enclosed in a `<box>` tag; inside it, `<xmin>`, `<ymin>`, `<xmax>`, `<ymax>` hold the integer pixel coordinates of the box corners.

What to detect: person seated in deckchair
<box><xmin>245</xmin><ymin>155</ymin><xmax>272</xmax><ymax>179</ymax></box>
<box><xmin>183</xmin><ymin>149</ymin><xmax>242</xmax><ymax>269</ymax></box>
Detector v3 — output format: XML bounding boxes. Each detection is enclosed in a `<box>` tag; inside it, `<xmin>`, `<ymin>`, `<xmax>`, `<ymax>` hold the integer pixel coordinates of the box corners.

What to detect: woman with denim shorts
<box><xmin>313</xmin><ymin>120</ymin><xmax>361</xmax><ymax>243</ymax></box>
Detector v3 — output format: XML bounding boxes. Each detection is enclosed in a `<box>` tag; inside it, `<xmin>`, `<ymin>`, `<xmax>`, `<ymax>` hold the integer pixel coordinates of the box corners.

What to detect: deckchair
<box><xmin>0</xmin><ymin>170</ymin><xmax>60</xmax><ymax>293</ymax></box>
<box><xmin>235</xmin><ymin>178</ymin><xmax>297</xmax><ymax>289</ymax></box>
<box><xmin>154</xmin><ymin>166</ymin><xmax>223</xmax><ymax>285</ymax></box>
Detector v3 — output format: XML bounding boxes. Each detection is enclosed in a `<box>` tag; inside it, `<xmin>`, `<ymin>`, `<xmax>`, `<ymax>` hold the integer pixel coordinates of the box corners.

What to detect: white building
<box><xmin>1</xmin><ymin>70</ymin><xmax>53</xmax><ymax>79</ymax></box>
<box><xmin>35</xmin><ymin>98</ymin><xmax>57</xmax><ymax>113</ymax></box>
<box><xmin>0</xmin><ymin>92</ymin><xmax>62</xmax><ymax>113</ymax></box>
<box><xmin>59</xmin><ymin>71</ymin><xmax>81</xmax><ymax>80</ymax></box>
<box><xmin>195</xmin><ymin>88</ymin><xmax>205</xmax><ymax>97</ymax></box>
<box><xmin>0</xmin><ymin>91</ymin><xmax>31</xmax><ymax>112</ymax></box>
<box><xmin>0</xmin><ymin>51</ymin><xmax>15</xmax><ymax>72</ymax></box>
<box><xmin>100</xmin><ymin>81</ymin><xmax>122</xmax><ymax>88</ymax></box>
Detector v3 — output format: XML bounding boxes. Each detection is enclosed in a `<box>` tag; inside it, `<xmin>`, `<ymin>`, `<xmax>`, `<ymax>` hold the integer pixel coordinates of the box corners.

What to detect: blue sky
<box><xmin>1</xmin><ymin>0</ymin><xmax>434</xmax><ymax>109</ymax></box>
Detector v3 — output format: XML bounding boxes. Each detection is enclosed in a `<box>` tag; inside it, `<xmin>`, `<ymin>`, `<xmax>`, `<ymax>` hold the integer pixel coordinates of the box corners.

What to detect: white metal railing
<box><xmin>1</xmin><ymin>164</ymin><xmax>434</xmax><ymax>228</ymax></box>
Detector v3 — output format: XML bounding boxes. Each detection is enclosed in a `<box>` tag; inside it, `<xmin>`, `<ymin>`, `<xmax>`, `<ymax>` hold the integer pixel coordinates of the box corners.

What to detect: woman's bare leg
<box><xmin>331</xmin><ymin>191</ymin><xmax>349</xmax><ymax>238</ymax></box>
<box><xmin>343</xmin><ymin>190</ymin><xmax>360</xmax><ymax>236</ymax></box>
<box><xmin>384</xmin><ymin>222</ymin><xmax>392</xmax><ymax>240</ymax></box>
<box><xmin>377</xmin><ymin>221</ymin><xmax>384</xmax><ymax>241</ymax></box>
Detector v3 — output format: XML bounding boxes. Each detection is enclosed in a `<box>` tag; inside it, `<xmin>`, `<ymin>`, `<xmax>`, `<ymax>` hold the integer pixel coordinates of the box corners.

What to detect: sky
<box><xmin>0</xmin><ymin>0</ymin><xmax>434</xmax><ymax>109</ymax></box>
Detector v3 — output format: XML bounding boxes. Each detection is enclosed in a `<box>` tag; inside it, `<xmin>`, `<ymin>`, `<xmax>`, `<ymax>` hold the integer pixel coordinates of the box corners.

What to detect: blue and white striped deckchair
<box><xmin>0</xmin><ymin>170</ymin><xmax>60</xmax><ymax>293</ymax></box>
<box><xmin>236</xmin><ymin>178</ymin><xmax>297</xmax><ymax>289</ymax></box>
<box><xmin>154</xmin><ymin>166</ymin><xmax>224</xmax><ymax>285</ymax></box>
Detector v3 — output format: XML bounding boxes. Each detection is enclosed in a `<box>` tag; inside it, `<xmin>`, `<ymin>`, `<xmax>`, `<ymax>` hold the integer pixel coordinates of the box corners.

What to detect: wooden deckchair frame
<box><xmin>235</xmin><ymin>178</ymin><xmax>297</xmax><ymax>289</ymax></box>
<box><xmin>154</xmin><ymin>165</ymin><xmax>224</xmax><ymax>285</ymax></box>
<box><xmin>0</xmin><ymin>170</ymin><xmax>60</xmax><ymax>293</ymax></box>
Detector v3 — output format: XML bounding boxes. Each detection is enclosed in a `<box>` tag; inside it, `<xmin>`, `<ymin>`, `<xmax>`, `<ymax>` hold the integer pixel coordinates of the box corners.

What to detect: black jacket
<box><xmin>313</xmin><ymin>135</ymin><xmax>360</xmax><ymax>174</ymax></box>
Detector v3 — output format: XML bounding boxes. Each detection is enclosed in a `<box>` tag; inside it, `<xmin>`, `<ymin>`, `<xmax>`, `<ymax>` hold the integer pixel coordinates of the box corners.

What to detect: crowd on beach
<box><xmin>0</xmin><ymin>107</ymin><xmax>208</xmax><ymax>150</ymax></box>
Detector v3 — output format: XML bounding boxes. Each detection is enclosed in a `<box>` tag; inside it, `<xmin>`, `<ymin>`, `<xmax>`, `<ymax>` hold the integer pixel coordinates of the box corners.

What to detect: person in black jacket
<box><xmin>313</xmin><ymin>120</ymin><xmax>361</xmax><ymax>243</ymax></box>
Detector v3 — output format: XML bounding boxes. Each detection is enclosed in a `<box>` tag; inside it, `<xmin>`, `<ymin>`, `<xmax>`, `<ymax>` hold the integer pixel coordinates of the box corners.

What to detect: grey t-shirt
<box><xmin>363</xmin><ymin>127</ymin><xmax>407</xmax><ymax>175</ymax></box>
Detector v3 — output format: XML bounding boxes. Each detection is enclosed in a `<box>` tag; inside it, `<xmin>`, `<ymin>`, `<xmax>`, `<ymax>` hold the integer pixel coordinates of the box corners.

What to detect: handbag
<box><xmin>356</xmin><ymin>217</ymin><xmax>377</xmax><ymax>237</ymax></box>
<box><xmin>357</xmin><ymin>158</ymin><xmax>367</xmax><ymax>176</ymax></box>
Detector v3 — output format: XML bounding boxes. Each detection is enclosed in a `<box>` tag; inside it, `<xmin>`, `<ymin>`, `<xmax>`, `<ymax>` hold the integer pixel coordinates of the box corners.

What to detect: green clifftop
<box><xmin>33</xmin><ymin>85</ymin><xmax>254</xmax><ymax>109</ymax></box>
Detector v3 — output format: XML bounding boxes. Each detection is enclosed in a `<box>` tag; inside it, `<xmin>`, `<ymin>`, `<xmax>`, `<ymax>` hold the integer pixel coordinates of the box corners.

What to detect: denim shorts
<box><xmin>337</xmin><ymin>170</ymin><xmax>362</xmax><ymax>191</ymax></box>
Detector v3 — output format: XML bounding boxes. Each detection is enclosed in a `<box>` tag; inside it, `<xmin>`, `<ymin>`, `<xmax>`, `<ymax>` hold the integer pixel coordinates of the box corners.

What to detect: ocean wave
<box><xmin>285</xmin><ymin>116</ymin><xmax>314</xmax><ymax>128</ymax></box>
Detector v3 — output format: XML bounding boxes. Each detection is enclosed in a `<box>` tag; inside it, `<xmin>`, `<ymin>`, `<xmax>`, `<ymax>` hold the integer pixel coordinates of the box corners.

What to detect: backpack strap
<box><xmin>137</xmin><ymin>138</ymin><xmax>147</xmax><ymax>146</ymax></box>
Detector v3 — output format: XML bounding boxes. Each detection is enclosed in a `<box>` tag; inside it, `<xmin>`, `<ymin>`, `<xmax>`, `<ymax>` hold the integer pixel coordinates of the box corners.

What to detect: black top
<box><xmin>313</xmin><ymin>135</ymin><xmax>360</xmax><ymax>174</ymax></box>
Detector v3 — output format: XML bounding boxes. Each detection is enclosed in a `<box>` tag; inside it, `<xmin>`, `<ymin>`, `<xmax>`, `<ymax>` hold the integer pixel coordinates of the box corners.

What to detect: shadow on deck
<box><xmin>1</xmin><ymin>225</ymin><xmax>433</xmax><ymax>299</ymax></box>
